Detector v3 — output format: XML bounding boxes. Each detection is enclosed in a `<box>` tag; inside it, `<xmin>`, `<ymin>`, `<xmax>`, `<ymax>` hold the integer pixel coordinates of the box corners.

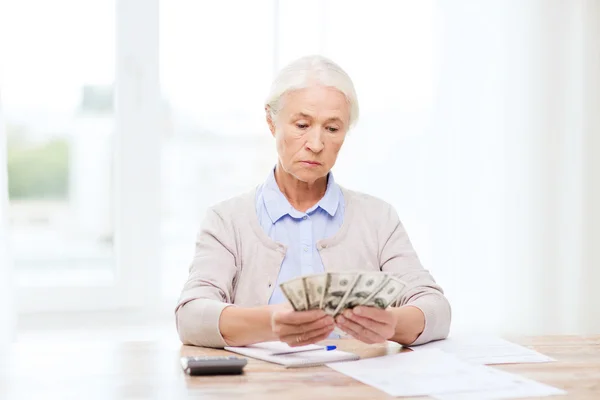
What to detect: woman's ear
<box><xmin>265</xmin><ymin>106</ymin><xmax>276</xmax><ymax>137</ymax></box>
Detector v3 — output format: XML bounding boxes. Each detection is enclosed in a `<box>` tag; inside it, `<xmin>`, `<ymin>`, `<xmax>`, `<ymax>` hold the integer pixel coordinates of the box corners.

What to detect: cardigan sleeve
<box><xmin>175</xmin><ymin>207</ymin><xmax>239</xmax><ymax>348</ymax></box>
<box><xmin>378</xmin><ymin>204</ymin><xmax>451</xmax><ymax>345</ymax></box>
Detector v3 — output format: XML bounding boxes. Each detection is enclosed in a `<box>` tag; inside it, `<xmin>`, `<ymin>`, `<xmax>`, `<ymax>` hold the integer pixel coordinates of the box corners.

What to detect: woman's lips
<box><xmin>301</xmin><ymin>161</ymin><xmax>322</xmax><ymax>166</ymax></box>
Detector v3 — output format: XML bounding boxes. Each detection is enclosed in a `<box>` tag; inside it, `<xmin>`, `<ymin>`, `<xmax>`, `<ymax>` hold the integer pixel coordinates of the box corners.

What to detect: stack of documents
<box><xmin>327</xmin><ymin>336</ymin><xmax>566</xmax><ymax>399</ymax></box>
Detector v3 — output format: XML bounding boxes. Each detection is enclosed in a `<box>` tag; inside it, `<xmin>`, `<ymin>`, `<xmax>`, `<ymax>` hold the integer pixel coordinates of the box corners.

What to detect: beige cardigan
<box><xmin>176</xmin><ymin>187</ymin><xmax>451</xmax><ymax>348</ymax></box>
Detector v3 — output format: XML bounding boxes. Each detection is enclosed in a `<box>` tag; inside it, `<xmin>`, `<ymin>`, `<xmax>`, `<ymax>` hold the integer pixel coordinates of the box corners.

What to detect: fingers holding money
<box><xmin>335</xmin><ymin>307</ymin><xmax>398</xmax><ymax>344</ymax></box>
<box><xmin>272</xmin><ymin>309</ymin><xmax>330</xmax><ymax>326</ymax></box>
<box><xmin>281</xmin><ymin>324</ymin><xmax>335</xmax><ymax>347</ymax></box>
<box><xmin>272</xmin><ymin>311</ymin><xmax>334</xmax><ymax>334</ymax></box>
<box><xmin>335</xmin><ymin>314</ymin><xmax>386</xmax><ymax>344</ymax></box>
<box><xmin>351</xmin><ymin>305</ymin><xmax>397</xmax><ymax>327</ymax></box>
<box><xmin>271</xmin><ymin>310</ymin><xmax>335</xmax><ymax>346</ymax></box>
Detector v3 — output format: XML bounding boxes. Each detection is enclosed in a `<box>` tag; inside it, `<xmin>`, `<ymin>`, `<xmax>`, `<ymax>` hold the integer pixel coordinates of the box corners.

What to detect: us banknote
<box><xmin>360</xmin><ymin>276</ymin><xmax>406</xmax><ymax>309</ymax></box>
<box><xmin>303</xmin><ymin>274</ymin><xmax>327</xmax><ymax>310</ymax></box>
<box><xmin>279</xmin><ymin>277</ymin><xmax>309</xmax><ymax>311</ymax></box>
<box><xmin>336</xmin><ymin>272</ymin><xmax>390</xmax><ymax>314</ymax></box>
<box><xmin>322</xmin><ymin>272</ymin><xmax>359</xmax><ymax>316</ymax></box>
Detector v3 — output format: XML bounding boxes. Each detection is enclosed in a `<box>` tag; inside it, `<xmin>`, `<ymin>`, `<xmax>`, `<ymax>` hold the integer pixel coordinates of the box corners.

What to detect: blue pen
<box><xmin>272</xmin><ymin>345</ymin><xmax>337</xmax><ymax>355</ymax></box>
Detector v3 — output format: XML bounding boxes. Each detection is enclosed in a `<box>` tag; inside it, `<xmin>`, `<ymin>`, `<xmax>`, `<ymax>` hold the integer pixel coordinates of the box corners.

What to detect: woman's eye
<box><xmin>327</xmin><ymin>127</ymin><xmax>339</xmax><ymax>133</ymax></box>
<box><xmin>296</xmin><ymin>123</ymin><xmax>308</xmax><ymax>129</ymax></box>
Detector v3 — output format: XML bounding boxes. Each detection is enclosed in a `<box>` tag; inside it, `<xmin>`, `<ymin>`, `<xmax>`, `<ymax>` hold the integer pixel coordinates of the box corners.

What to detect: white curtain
<box><xmin>0</xmin><ymin>92</ymin><xmax>15</xmax><ymax>346</ymax></box>
<box><xmin>429</xmin><ymin>0</ymin><xmax>600</xmax><ymax>335</ymax></box>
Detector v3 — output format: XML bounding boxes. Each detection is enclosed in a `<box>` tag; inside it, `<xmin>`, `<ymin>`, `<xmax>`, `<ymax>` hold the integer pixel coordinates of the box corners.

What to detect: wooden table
<box><xmin>1</xmin><ymin>336</ymin><xmax>599</xmax><ymax>399</ymax></box>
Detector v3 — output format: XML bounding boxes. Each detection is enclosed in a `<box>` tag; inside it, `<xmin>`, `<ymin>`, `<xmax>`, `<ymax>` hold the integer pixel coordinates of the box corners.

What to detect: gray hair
<box><xmin>265</xmin><ymin>55</ymin><xmax>359</xmax><ymax>129</ymax></box>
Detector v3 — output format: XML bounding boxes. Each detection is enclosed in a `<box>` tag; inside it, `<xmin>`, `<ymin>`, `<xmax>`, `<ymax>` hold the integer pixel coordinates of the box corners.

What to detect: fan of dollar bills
<box><xmin>279</xmin><ymin>272</ymin><xmax>406</xmax><ymax>316</ymax></box>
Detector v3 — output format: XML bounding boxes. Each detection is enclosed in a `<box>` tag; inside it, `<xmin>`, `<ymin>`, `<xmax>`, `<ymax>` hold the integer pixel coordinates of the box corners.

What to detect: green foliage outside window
<box><xmin>6</xmin><ymin>125</ymin><xmax>69</xmax><ymax>200</ymax></box>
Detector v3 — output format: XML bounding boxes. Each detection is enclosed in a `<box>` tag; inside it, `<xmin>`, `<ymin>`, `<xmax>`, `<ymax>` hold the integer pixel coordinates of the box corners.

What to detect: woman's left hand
<box><xmin>335</xmin><ymin>306</ymin><xmax>398</xmax><ymax>344</ymax></box>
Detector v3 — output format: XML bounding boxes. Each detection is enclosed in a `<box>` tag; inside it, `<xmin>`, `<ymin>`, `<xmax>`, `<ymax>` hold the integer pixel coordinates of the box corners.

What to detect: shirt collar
<box><xmin>262</xmin><ymin>167</ymin><xmax>340</xmax><ymax>223</ymax></box>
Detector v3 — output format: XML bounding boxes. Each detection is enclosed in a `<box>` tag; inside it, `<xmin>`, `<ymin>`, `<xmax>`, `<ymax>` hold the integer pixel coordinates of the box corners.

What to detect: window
<box><xmin>1</xmin><ymin>0</ymin><xmax>161</xmax><ymax>312</ymax></box>
<box><xmin>1</xmin><ymin>0</ymin><xmax>115</xmax><ymax>311</ymax></box>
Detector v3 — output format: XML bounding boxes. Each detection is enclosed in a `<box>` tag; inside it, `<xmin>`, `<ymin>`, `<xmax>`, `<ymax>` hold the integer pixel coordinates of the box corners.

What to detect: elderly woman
<box><xmin>176</xmin><ymin>55</ymin><xmax>451</xmax><ymax>348</ymax></box>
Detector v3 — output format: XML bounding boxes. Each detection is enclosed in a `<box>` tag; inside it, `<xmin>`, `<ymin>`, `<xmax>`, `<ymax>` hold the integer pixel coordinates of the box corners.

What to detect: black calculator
<box><xmin>180</xmin><ymin>356</ymin><xmax>248</xmax><ymax>376</ymax></box>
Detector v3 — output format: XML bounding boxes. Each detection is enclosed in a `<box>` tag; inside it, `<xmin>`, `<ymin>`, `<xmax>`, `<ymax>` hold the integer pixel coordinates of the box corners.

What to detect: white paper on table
<box><xmin>433</xmin><ymin>367</ymin><xmax>566</xmax><ymax>399</ymax></box>
<box><xmin>409</xmin><ymin>336</ymin><xmax>555</xmax><ymax>365</ymax></box>
<box><xmin>326</xmin><ymin>348</ymin><xmax>519</xmax><ymax>398</ymax></box>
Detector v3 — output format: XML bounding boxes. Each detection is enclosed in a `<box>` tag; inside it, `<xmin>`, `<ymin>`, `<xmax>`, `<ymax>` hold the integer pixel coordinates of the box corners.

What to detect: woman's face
<box><xmin>267</xmin><ymin>85</ymin><xmax>350</xmax><ymax>184</ymax></box>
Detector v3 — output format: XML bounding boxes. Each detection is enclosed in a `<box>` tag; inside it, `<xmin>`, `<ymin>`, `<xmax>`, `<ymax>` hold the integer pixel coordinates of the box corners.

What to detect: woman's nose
<box><xmin>305</xmin><ymin>128</ymin><xmax>324</xmax><ymax>153</ymax></box>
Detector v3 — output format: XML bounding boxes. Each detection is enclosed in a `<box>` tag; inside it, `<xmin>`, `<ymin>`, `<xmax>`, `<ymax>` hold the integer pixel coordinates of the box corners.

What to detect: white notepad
<box><xmin>224</xmin><ymin>341</ymin><xmax>359</xmax><ymax>368</ymax></box>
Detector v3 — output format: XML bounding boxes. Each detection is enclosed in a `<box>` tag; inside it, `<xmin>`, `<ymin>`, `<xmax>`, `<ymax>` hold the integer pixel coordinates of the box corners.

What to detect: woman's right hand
<box><xmin>271</xmin><ymin>307</ymin><xmax>335</xmax><ymax>347</ymax></box>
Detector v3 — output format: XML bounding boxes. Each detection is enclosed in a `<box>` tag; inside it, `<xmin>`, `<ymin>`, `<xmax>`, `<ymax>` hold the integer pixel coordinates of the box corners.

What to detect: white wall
<box><xmin>580</xmin><ymin>0</ymin><xmax>600</xmax><ymax>333</ymax></box>
<box><xmin>430</xmin><ymin>0</ymin><xmax>600</xmax><ymax>335</ymax></box>
<box><xmin>426</xmin><ymin>1</ymin><xmax>507</xmax><ymax>334</ymax></box>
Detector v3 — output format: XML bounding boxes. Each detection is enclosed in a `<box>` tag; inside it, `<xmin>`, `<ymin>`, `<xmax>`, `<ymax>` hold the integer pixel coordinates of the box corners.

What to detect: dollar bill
<box><xmin>322</xmin><ymin>272</ymin><xmax>359</xmax><ymax>316</ymax></box>
<box><xmin>335</xmin><ymin>272</ymin><xmax>390</xmax><ymax>314</ymax></box>
<box><xmin>303</xmin><ymin>274</ymin><xmax>327</xmax><ymax>309</ymax></box>
<box><xmin>360</xmin><ymin>276</ymin><xmax>406</xmax><ymax>309</ymax></box>
<box><xmin>279</xmin><ymin>277</ymin><xmax>309</xmax><ymax>311</ymax></box>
